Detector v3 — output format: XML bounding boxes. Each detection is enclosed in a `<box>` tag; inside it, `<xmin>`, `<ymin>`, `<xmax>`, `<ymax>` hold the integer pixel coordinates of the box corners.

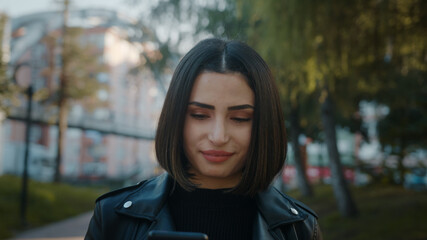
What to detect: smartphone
<box><xmin>147</xmin><ymin>230</ymin><xmax>208</xmax><ymax>240</ymax></box>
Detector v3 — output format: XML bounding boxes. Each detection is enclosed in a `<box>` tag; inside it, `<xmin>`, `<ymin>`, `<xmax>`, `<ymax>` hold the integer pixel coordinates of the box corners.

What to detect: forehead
<box><xmin>189</xmin><ymin>72</ymin><xmax>254</xmax><ymax>105</ymax></box>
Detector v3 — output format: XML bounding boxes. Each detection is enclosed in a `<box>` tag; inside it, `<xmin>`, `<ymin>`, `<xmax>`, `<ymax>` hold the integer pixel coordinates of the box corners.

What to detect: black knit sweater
<box><xmin>168</xmin><ymin>184</ymin><xmax>257</xmax><ymax>240</ymax></box>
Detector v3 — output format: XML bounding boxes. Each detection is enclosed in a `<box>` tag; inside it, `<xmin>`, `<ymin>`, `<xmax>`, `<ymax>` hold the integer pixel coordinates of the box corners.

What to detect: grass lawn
<box><xmin>0</xmin><ymin>175</ymin><xmax>106</xmax><ymax>240</ymax></box>
<box><xmin>289</xmin><ymin>183</ymin><xmax>427</xmax><ymax>240</ymax></box>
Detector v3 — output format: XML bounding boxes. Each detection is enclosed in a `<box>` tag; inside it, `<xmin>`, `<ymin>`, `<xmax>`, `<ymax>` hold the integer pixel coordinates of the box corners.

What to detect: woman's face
<box><xmin>183</xmin><ymin>71</ymin><xmax>254</xmax><ymax>189</ymax></box>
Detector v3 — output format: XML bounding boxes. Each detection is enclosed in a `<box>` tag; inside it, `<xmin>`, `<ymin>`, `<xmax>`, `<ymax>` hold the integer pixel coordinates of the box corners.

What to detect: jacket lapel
<box><xmin>254</xmin><ymin>186</ymin><xmax>308</xmax><ymax>240</ymax></box>
<box><xmin>253</xmin><ymin>212</ymin><xmax>276</xmax><ymax>240</ymax></box>
<box><xmin>112</xmin><ymin>173</ymin><xmax>308</xmax><ymax>240</ymax></box>
<box><xmin>148</xmin><ymin>204</ymin><xmax>175</xmax><ymax>231</ymax></box>
<box><xmin>114</xmin><ymin>173</ymin><xmax>175</xmax><ymax>231</ymax></box>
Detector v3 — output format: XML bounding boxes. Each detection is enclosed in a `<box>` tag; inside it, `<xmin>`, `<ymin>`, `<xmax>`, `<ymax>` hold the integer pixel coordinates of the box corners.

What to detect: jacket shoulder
<box><xmin>96</xmin><ymin>180</ymin><xmax>147</xmax><ymax>203</ymax></box>
<box><xmin>293</xmin><ymin>198</ymin><xmax>318</xmax><ymax>219</ymax></box>
<box><xmin>274</xmin><ymin>189</ymin><xmax>322</xmax><ymax>239</ymax></box>
<box><xmin>274</xmin><ymin>187</ymin><xmax>319</xmax><ymax>219</ymax></box>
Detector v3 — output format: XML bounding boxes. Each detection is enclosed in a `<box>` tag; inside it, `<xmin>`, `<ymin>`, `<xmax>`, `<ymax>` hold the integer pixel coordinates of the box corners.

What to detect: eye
<box><xmin>231</xmin><ymin>117</ymin><xmax>251</xmax><ymax>123</ymax></box>
<box><xmin>190</xmin><ymin>113</ymin><xmax>209</xmax><ymax>120</ymax></box>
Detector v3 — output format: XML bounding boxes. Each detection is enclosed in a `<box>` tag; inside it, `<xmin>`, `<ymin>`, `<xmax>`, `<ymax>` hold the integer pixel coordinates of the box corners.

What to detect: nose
<box><xmin>208</xmin><ymin>119</ymin><xmax>229</xmax><ymax>146</ymax></box>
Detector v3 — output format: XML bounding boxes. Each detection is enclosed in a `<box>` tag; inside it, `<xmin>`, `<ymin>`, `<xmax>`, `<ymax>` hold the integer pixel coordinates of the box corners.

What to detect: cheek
<box><xmin>183</xmin><ymin>118</ymin><xmax>191</xmax><ymax>152</ymax></box>
<box><xmin>237</xmin><ymin>126</ymin><xmax>252</xmax><ymax>151</ymax></box>
<box><xmin>183</xmin><ymin>118</ymin><xmax>202</xmax><ymax>154</ymax></box>
<box><xmin>183</xmin><ymin>119</ymin><xmax>196</xmax><ymax>143</ymax></box>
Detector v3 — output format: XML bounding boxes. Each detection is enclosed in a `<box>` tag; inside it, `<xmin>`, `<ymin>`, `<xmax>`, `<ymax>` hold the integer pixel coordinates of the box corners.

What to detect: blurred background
<box><xmin>0</xmin><ymin>0</ymin><xmax>426</xmax><ymax>239</ymax></box>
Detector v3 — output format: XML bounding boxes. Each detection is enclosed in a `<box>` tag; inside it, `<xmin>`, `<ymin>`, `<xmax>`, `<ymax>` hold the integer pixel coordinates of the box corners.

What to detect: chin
<box><xmin>199</xmin><ymin>167</ymin><xmax>233</xmax><ymax>178</ymax></box>
<box><xmin>202</xmin><ymin>170</ymin><xmax>230</xmax><ymax>178</ymax></box>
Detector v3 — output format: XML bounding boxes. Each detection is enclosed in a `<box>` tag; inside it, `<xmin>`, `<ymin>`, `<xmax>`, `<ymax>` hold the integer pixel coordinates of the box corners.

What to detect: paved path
<box><xmin>10</xmin><ymin>212</ymin><xmax>93</xmax><ymax>240</ymax></box>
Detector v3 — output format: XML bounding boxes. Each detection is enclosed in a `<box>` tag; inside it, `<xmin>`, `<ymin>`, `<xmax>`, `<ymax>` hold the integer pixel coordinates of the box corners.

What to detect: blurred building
<box><xmin>0</xmin><ymin>9</ymin><xmax>167</xmax><ymax>183</ymax></box>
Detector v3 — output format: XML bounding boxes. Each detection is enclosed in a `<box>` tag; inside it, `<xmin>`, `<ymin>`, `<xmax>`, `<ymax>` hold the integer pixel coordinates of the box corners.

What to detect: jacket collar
<box><xmin>255</xmin><ymin>186</ymin><xmax>308</xmax><ymax>229</ymax></box>
<box><xmin>114</xmin><ymin>173</ymin><xmax>307</xmax><ymax>229</ymax></box>
<box><xmin>114</xmin><ymin>173</ymin><xmax>173</xmax><ymax>221</ymax></box>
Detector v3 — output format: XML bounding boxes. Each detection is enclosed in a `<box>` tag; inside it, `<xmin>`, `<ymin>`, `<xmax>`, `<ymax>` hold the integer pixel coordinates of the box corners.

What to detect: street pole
<box><xmin>20</xmin><ymin>85</ymin><xmax>33</xmax><ymax>227</ymax></box>
<box><xmin>13</xmin><ymin>62</ymin><xmax>32</xmax><ymax>227</ymax></box>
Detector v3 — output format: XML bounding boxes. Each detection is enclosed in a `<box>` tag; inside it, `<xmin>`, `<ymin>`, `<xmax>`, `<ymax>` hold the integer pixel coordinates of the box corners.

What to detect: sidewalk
<box><xmin>10</xmin><ymin>212</ymin><xmax>93</xmax><ymax>240</ymax></box>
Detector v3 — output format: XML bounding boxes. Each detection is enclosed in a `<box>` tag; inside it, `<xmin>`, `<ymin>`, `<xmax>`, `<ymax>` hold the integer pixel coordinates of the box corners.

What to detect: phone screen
<box><xmin>147</xmin><ymin>230</ymin><xmax>208</xmax><ymax>240</ymax></box>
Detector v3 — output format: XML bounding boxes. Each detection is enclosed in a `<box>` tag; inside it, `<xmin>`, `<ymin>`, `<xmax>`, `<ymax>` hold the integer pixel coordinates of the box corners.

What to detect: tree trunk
<box><xmin>290</xmin><ymin>105</ymin><xmax>313</xmax><ymax>197</ymax></box>
<box><xmin>54</xmin><ymin>0</ymin><xmax>70</xmax><ymax>183</ymax></box>
<box><xmin>321</xmin><ymin>92</ymin><xmax>358</xmax><ymax>217</ymax></box>
<box><xmin>54</xmin><ymin>99</ymin><xmax>68</xmax><ymax>182</ymax></box>
<box><xmin>397</xmin><ymin>139</ymin><xmax>406</xmax><ymax>185</ymax></box>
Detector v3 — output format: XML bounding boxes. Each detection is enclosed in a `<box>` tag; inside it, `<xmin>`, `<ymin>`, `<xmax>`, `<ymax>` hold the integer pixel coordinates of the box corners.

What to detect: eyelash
<box><xmin>190</xmin><ymin>114</ymin><xmax>251</xmax><ymax>123</ymax></box>
<box><xmin>190</xmin><ymin>113</ymin><xmax>208</xmax><ymax>120</ymax></box>
<box><xmin>231</xmin><ymin>117</ymin><xmax>251</xmax><ymax>123</ymax></box>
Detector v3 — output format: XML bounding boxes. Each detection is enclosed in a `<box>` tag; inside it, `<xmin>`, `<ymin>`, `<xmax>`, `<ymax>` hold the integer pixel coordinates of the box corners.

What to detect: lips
<box><xmin>201</xmin><ymin>150</ymin><xmax>234</xmax><ymax>163</ymax></box>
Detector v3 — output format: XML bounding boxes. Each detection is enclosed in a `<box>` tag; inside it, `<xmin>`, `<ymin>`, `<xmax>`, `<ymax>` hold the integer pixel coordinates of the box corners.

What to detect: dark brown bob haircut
<box><xmin>155</xmin><ymin>38</ymin><xmax>287</xmax><ymax>196</ymax></box>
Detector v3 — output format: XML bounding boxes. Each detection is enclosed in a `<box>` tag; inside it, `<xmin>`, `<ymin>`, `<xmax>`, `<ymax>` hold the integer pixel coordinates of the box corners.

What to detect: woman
<box><xmin>85</xmin><ymin>38</ymin><xmax>322</xmax><ymax>240</ymax></box>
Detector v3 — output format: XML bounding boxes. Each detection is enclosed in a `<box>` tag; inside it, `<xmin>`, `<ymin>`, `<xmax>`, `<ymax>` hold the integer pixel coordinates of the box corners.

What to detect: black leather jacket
<box><xmin>85</xmin><ymin>173</ymin><xmax>322</xmax><ymax>240</ymax></box>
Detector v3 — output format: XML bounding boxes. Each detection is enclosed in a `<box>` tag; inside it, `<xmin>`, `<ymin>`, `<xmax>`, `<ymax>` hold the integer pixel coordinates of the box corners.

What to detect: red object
<box><xmin>282</xmin><ymin>165</ymin><xmax>355</xmax><ymax>184</ymax></box>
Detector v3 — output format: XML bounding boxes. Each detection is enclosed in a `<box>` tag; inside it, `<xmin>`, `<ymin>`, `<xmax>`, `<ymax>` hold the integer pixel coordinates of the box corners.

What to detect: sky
<box><xmin>0</xmin><ymin>0</ymin><xmax>143</xmax><ymax>18</ymax></box>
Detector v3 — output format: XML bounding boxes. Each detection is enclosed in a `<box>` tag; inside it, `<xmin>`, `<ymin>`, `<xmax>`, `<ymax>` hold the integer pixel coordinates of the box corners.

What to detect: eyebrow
<box><xmin>188</xmin><ymin>101</ymin><xmax>254</xmax><ymax>110</ymax></box>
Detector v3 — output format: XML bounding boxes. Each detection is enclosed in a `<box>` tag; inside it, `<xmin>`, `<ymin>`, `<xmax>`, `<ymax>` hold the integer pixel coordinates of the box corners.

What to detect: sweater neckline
<box><xmin>170</xmin><ymin>184</ymin><xmax>255</xmax><ymax>208</ymax></box>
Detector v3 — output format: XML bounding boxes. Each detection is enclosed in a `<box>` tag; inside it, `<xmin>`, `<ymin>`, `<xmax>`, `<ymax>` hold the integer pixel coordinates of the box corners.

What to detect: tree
<box><xmin>0</xmin><ymin>13</ymin><xmax>19</xmax><ymax>115</ymax></box>
<box><xmin>342</xmin><ymin>0</ymin><xmax>427</xmax><ymax>184</ymax></box>
<box><xmin>53</xmin><ymin>0</ymin><xmax>105</xmax><ymax>182</ymax></box>
<box><xmin>240</xmin><ymin>0</ymin><xmax>319</xmax><ymax>197</ymax></box>
<box><xmin>289</xmin><ymin>104</ymin><xmax>314</xmax><ymax>196</ymax></box>
<box><xmin>244</xmin><ymin>0</ymin><xmax>427</xmax><ymax>215</ymax></box>
<box><xmin>376</xmin><ymin>0</ymin><xmax>427</xmax><ymax>184</ymax></box>
<box><xmin>238</xmin><ymin>0</ymin><xmax>362</xmax><ymax>216</ymax></box>
<box><xmin>378</xmin><ymin>100</ymin><xmax>427</xmax><ymax>184</ymax></box>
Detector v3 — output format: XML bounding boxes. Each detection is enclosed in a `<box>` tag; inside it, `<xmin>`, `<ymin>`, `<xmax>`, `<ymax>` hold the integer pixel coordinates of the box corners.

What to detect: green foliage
<box><xmin>36</xmin><ymin>27</ymin><xmax>106</xmax><ymax>112</ymax></box>
<box><xmin>243</xmin><ymin>0</ymin><xmax>366</xmax><ymax>119</ymax></box>
<box><xmin>378</xmin><ymin>106</ymin><xmax>427</xmax><ymax>152</ymax></box>
<box><xmin>194</xmin><ymin>0</ymin><xmax>249</xmax><ymax>40</ymax></box>
<box><xmin>63</xmin><ymin>28</ymin><xmax>104</xmax><ymax>101</ymax></box>
<box><xmin>373</xmin><ymin>0</ymin><xmax>427</xmax><ymax>153</ymax></box>
<box><xmin>289</xmin><ymin>184</ymin><xmax>427</xmax><ymax>240</ymax></box>
<box><xmin>0</xmin><ymin>61</ymin><xmax>19</xmax><ymax>115</ymax></box>
<box><xmin>0</xmin><ymin>14</ymin><xmax>20</xmax><ymax>115</ymax></box>
<box><xmin>0</xmin><ymin>174</ymin><xmax>104</xmax><ymax>239</ymax></box>
<box><xmin>136</xmin><ymin>0</ymin><xmax>427</xmax><ymax>149</ymax></box>
<box><xmin>240</xmin><ymin>0</ymin><xmax>427</xmax><ymax>143</ymax></box>
<box><xmin>143</xmin><ymin>0</ymin><xmax>200</xmax><ymax>49</ymax></box>
<box><xmin>377</xmin><ymin>66</ymin><xmax>427</xmax><ymax>153</ymax></box>
<box><xmin>129</xmin><ymin>0</ymin><xmax>249</xmax><ymax>94</ymax></box>
<box><xmin>142</xmin><ymin>0</ymin><xmax>248</xmax><ymax>46</ymax></box>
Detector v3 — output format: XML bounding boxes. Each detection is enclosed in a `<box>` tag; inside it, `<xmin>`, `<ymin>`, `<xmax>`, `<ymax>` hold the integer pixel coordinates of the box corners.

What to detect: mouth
<box><xmin>201</xmin><ymin>150</ymin><xmax>234</xmax><ymax>163</ymax></box>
